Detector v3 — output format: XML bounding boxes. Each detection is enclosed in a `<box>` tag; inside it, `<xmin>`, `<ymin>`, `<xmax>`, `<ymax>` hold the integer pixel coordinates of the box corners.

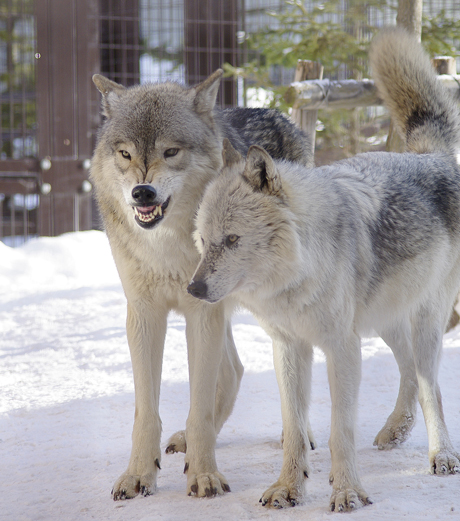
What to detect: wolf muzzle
<box><xmin>131</xmin><ymin>184</ymin><xmax>170</xmax><ymax>229</ymax></box>
<box><xmin>187</xmin><ymin>280</ymin><xmax>208</xmax><ymax>300</ymax></box>
<box><xmin>132</xmin><ymin>184</ymin><xmax>157</xmax><ymax>205</ymax></box>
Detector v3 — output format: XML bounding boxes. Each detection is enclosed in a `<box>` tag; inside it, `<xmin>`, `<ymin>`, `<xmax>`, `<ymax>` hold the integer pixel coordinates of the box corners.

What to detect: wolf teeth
<box><xmin>134</xmin><ymin>204</ymin><xmax>165</xmax><ymax>223</ymax></box>
<box><xmin>133</xmin><ymin>198</ymin><xmax>170</xmax><ymax>224</ymax></box>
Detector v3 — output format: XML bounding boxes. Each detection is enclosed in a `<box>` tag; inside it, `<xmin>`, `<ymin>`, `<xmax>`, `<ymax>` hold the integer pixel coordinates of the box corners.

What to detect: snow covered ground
<box><xmin>1</xmin><ymin>230</ymin><xmax>459</xmax><ymax>521</ymax></box>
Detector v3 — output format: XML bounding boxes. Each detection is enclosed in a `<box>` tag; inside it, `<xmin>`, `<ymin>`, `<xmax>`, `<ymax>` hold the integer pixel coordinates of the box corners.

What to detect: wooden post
<box><xmin>432</xmin><ymin>57</ymin><xmax>457</xmax><ymax>75</ymax></box>
<box><xmin>291</xmin><ymin>60</ymin><xmax>323</xmax><ymax>158</ymax></box>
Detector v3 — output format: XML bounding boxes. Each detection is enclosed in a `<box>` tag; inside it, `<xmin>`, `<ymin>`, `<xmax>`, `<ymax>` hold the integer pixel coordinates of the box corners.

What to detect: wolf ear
<box><xmin>92</xmin><ymin>74</ymin><xmax>126</xmax><ymax>118</ymax></box>
<box><xmin>244</xmin><ymin>146</ymin><xmax>282</xmax><ymax>196</ymax></box>
<box><xmin>222</xmin><ymin>138</ymin><xmax>243</xmax><ymax>167</ymax></box>
<box><xmin>192</xmin><ymin>69</ymin><xmax>223</xmax><ymax>114</ymax></box>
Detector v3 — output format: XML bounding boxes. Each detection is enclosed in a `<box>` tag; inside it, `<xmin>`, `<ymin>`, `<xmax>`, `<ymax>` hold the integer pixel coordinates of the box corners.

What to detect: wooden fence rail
<box><xmin>285</xmin><ymin>74</ymin><xmax>460</xmax><ymax>111</ymax></box>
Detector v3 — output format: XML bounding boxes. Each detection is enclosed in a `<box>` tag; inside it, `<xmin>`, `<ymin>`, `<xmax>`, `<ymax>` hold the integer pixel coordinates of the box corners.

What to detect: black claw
<box><xmin>205</xmin><ymin>487</ymin><xmax>212</xmax><ymax>497</ymax></box>
<box><xmin>115</xmin><ymin>489</ymin><xmax>128</xmax><ymax>501</ymax></box>
<box><xmin>165</xmin><ymin>444</ymin><xmax>175</xmax><ymax>454</ymax></box>
<box><xmin>304</xmin><ymin>470</ymin><xmax>309</xmax><ymax>478</ymax></box>
<box><xmin>184</xmin><ymin>462</ymin><xmax>189</xmax><ymax>474</ymax></box>
<box><xmin>273</xmin><ymin>500</ymin><xmax>280</xmax><ymax>508</ymax></box>
<box><xmin>141</xmin><ymin>485</ymin><xmax>153</xmax><ymax>497</ymax></box>
<box><xmin>310</xmin><ymin>441</ymin><xmax>316</xmax><ymax>450</ymax></box>
<box><xmin>155</xmin><ymin>458</ymin><xmax>161</xmax><ymax>470</ymax></box>
<box><xmin>330</xmin><ymin>502</ymin><xmax>335</xmax><ymax>512</ymax></box>
<box><xmin>291</xmin><ymin>499</ymin><xmax>298</xmax><ymax>507</ymax></box>
<box><xmin>191</xmin><ymin>484</ymin><xmax>198</xmax><ymax>495</ymax></box>
<box><xmin>223</xmin><ymin>483</ymin><xmax>231</xmax><ymax>493</ymax></box>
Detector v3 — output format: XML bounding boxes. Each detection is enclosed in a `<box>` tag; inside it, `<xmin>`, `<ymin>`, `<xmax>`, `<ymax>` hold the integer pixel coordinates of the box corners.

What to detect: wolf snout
<box><xmin>132</xmin><ymin>184</ymin><xmax>157</xmax><ymax>205</ymax></box>
<box><xmin>187</xmin><ymin>280</ymin><xmax>208</xmax><ymax>300</ymax></box>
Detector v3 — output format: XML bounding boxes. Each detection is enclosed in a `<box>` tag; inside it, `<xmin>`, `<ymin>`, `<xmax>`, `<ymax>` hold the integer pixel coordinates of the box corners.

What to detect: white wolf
<box><xmin>90</xmin><ymin>68</ymin><xmax>313</xmax><ymax>499</ymax></box>
<box><xmin>188</xmin><ymin>28</ymin><xmax>460</xmax><ymax>511</ymax></box>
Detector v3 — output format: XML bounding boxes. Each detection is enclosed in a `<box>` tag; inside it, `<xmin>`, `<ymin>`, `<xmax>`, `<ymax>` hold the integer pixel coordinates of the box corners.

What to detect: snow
<box><xmin>1</xmin><ymin>230</ymin><xmax>459</xmax><ymax>521</ymax></box>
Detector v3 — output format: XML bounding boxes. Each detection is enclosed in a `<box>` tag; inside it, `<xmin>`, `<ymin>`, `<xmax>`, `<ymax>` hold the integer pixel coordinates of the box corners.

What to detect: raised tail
<box><xmin>370</xmin><ymin>27</ymin><xmax>460</xmax><ymax>156</ymax></box>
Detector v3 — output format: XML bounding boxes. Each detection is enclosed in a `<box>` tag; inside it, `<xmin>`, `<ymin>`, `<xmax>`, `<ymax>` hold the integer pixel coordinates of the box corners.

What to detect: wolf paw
<box><xmin>112</xmin><ymin>468</ymin><xmax>159</xmax><ymax>500</ymax></box>
<box><xmin>430</xmin><ymin>450</ymin><xmax>460</xmax><ymax>475</ymax></box>
<box><xmin>329</xmin><ymin>486</ymin><xmax>372</xmax><ymax>512</ymax></box>
<box><xmin>165</xmin><ymin>429</ymin><xmax>187</xmax><ymax>454</ymax></box>
<box><xmin>186</xmin><ymin>470</ymin><xmax>230</xmax><ymax>497</ymax></box>
<box><xmin>373</xmin><ymin>412</ymin><xmax>415</xmax><ymax>450</ymax></box>
<box><xmin>259</xmin><ymin>482</ymin><xmax>303</xmax><ymax>509</ymax></box>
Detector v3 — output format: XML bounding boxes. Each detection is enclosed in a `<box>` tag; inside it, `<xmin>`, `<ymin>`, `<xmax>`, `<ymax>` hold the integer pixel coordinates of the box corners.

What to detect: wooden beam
<box><xmin>285</xmin><ymin>75</ymin><xmax>460</xmax><ymax>110</ymax></box>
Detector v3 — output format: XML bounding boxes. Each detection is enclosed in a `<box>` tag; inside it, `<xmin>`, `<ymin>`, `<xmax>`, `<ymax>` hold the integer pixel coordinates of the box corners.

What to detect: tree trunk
<box><xmin>386</xmin><ymin>0</ymin><xmax>423</xmax><ymax>153</ymax></box>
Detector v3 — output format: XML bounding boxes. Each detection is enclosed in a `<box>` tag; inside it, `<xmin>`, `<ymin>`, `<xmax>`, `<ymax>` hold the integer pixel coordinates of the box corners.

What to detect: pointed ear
<box><xmin>222</xmin><ymin>138</ymin><xmax>243</xmax><ymax>167</ymax></box>
<box><xmin>243</xmin><ymin>146</ymin><xmax>282</xmax><ymax>195</ymax></box>
<box><xmin>92</xmin><ymin>74</ymin><xmax>126</xmax><ymax>118</ymax></box>
<box><xmin>192</xmin><ymin>69</ymin><xmax>223</xmax><ymax>114</ymax></box>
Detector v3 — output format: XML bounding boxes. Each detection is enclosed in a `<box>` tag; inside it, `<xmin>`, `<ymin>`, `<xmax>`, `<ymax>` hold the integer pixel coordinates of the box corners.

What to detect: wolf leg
<box><xmin>181</xmin><ymin>301</ymin><xmax>235</xmax><ymax>497</ymax></box>
<box><xmin>374</xmin><ymin>322</ymin><xmax>418</xmax><ymax>449</ymax></box>
<box><xmin>214</xmin><ymin>322</ymin><xmax>245</xmax><ymax>432</ymax></box>
<box><xmin>259</xmin><ymin>336</ymin><xmax>312</xmax><ymax>508</ymax></box>
<box><xmin>280</xmin><ymin>342</ymin><xmax>317</xmax><ymax>451</ymax></box>
<box><xmin>411</xmin><ymin>306</ymin><xmax>460</xmax><ymax>474</ymax></box>
<box><xmin>112</xmin><ymin>300</ymin><xmax>168</xmax><ymax>500</ymax></box>
<box><xmin>165</xmin><ymin>321</ymin><xmax>243</xmax><ymax>454</ymax></box>
<box><xmin>326</xmin><ymin>332</ymin><xmax>372</xmax><ymax>512</ymax></box>
<box><xmin>280</xmin><ymin>343</ymin><xmax>317</xmax><ymax>451</ymax></box>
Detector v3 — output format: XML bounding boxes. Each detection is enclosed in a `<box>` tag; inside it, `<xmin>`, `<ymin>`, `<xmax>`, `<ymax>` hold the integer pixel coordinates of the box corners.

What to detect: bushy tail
<box><xmin>370</xmin><ymin>27</ymin><xmax>460</xmax><ymax>156</ymax></box>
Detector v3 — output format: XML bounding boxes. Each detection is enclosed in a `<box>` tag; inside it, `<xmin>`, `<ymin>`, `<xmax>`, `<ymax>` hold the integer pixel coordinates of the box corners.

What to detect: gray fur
<box><xmin>190</xmin><ymin>28</ymin><xmax>460</xmax><ymax>511</ymax></box>
<box><xmin>370</xmin><ymin>27</ymin><xmax>460</xmax><ymax>156</ymax></box>
<box><xmin>90</xmin><ymin>69</ymin><xmax>313</xmax><ymax>500</ymax></box>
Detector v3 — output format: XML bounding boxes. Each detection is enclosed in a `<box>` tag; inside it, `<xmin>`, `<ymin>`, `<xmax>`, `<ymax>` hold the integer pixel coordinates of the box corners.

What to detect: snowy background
<box><xmin>1</xmin><ymin>230</ymin><xmax>459</xmax><ymax>521</ymax></box>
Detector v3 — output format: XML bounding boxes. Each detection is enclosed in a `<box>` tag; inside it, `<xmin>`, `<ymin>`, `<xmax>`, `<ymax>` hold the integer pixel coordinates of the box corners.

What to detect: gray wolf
<box><xmin>188</xmin><ymin>27</ymin><xmax>460</xmax><ymax>511</ymax></box>
<box><xmin>90</xmin><ymin>69</ymin><xmax>313</xmax><ymax>500</ymax></box>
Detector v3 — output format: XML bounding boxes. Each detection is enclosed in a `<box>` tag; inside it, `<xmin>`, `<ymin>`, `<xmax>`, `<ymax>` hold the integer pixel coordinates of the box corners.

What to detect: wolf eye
<box><xmin>225</xmin><ymin>234</ymin><xmax>239</xmax><ymax>248</ymax></box>
<box><xmin>120</xmin><ymin>150</ymin><xmax>131</xmax><ymax>160</ymax></box>
<box><xmin>164</xmin><ymin>148</ymin><xmax>179</xmax><ymax>158</ymax></box>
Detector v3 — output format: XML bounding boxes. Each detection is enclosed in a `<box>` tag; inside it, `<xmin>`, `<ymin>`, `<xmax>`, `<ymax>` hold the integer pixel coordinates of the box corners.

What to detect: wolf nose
<box><xmin>132</xmin><ymin>185</ymin><xmax>156</xmax><ymax>205</ymax></box>
<box><xmin>187</xmin><ymin>280</ymin><xmax>208</xmax><ymax>300</ymax></box>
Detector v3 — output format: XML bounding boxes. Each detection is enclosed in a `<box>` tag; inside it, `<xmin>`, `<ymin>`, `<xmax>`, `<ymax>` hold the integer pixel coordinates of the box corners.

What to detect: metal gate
<box><xmin>0</xmin><ymin>0</ymin><xmax>40</xmax><ymax>245</ymax></box>
<box><xmin>0</xmin><ymin>0</ymin><xmax>100</xmax><ymax>243</ymax></box>
<box><xmin>0</xmin><ymin>0</ymin><xmax>242</xmax><ymax>244</ymax></box>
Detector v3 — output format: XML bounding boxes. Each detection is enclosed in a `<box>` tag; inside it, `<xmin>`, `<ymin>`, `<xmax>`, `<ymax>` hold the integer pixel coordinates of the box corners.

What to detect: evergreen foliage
<box><xmin>225</xmin><ymin>1</ymin><xmax>460</xmax><ymax>162</ymax></box>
